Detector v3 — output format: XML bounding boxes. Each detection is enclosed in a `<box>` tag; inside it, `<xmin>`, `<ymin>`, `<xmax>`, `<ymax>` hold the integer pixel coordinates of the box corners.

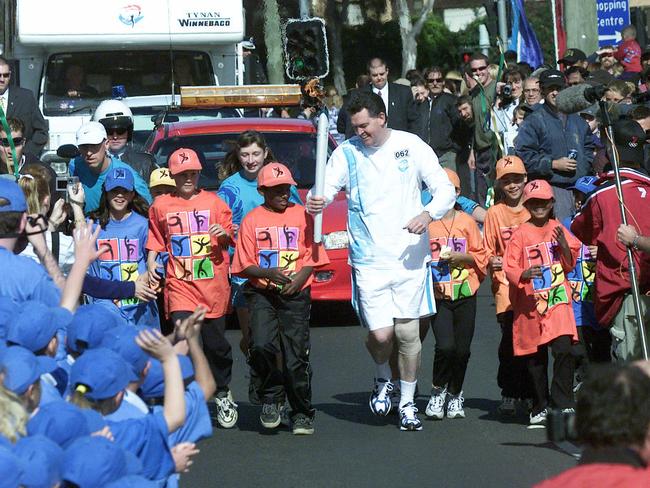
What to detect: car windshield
<box><xmin>43</xmin><ymin>51</ymin><xmax>215</xmax><ymax>116</ymax></box>
<box><xmin>151</xmin><ymin>132</ymin><xmax>335</xmax><ymax>190</ymax></box>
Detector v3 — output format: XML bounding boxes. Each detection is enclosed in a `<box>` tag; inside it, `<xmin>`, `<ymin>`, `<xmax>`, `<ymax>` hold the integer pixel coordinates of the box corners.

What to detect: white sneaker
<box><xmin>215</xmin><ymin>390</ymin><xmax>238</xmax><ymax>429</ymax></box>
<box><xmin>528</xmin><ymin>408</ymin><xmax>548</xmax><ymax>428</ymax></box>
<box><xmin>369</xmin><ymin>378</ymin><xmax>393</xmax><ymax>416</ymax></box>
<box><xmin>497</xmin><ymin>396</ymin><xmax>517</xmax><ymax>416</ymax></box>
<box><xmin>425</xmin><ymin>387</ymin><xmax>447</xmax><ymax>419</ymax></box>
<box><xmin>399</xmin><ymin>402</ymin><xmax>423</xmax><ymax>431</ymax></box>
<box><xmin>446</xmin><ymin>392</ymin><xmax>465</xmax><ymax>419</ymax></box>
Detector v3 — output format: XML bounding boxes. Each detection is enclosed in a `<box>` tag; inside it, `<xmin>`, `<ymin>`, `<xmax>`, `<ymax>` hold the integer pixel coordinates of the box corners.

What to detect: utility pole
<box><xmin>497</xmin><ymin>0</ymin><xmax>508</xmax><ymax>46</ymax></box>
<box><xmin>300</xmin><ymin>0</ymin><xmax>309</xmax><ymax>18</ymax></box>
<box><xmin>565</xmin><ymin>0</ymin><xmax>598</xmax><ymax>54</ymax></box>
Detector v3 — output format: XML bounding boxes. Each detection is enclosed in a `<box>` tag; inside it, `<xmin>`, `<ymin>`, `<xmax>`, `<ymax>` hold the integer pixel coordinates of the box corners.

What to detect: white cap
<box><xmin>76</xmin><ymin>122</ymin><xmax>107</xmax><ymax>146</ymax></box>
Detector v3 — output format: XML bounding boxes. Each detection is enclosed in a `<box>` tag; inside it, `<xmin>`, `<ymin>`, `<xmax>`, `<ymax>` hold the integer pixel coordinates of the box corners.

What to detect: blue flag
<box><xmin>508</xmin><ymin>0</ymin><xmax>544</xmax><ymax>68</ymax></box>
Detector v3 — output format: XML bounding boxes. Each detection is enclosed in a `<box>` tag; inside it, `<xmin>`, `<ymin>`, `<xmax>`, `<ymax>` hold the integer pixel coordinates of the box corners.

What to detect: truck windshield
<box><xmin>43</xmin><ymin>51</ymin><xmax>215</xmax><ymax>116</ymax></box>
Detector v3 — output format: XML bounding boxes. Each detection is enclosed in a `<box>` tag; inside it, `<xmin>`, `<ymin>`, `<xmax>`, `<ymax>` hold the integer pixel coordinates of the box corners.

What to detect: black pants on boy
<box><xmin>245</xmin><ymin>285</ymin><xmax>314</xmax><ymax>419</ymax></box>
<box><xmin>429</xmin><ymin>295</ymin><xmax>476</xmax><ymax>395</ymax></box>
<box><xmin>525</xmin><ymin>334</ymin><xmax>575</xmax><ymax>416</ymax></box>
<box><xmin>171</xmin><ymin>311</ymin><xmax>232</xmax><ymax>393</ymax></box>
<box><xmin>497</xmin><ymin>311</ymin><xmax>534</xmax><ymax>399</ymax></box>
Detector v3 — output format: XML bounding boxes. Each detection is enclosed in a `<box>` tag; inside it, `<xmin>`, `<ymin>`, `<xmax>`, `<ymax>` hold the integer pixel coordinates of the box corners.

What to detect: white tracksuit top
<box><xmin>317</xmin><ymin>129</ymin><xmax>456</xmax><ymax>270</ymax></box>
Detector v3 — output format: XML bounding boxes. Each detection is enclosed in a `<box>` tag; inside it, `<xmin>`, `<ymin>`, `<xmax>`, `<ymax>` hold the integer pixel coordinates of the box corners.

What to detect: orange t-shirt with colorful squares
<box><xmin>483</xmin><ymin>202</ymin><xmax>530</xmax><ymax>314</ymax></box>
<box><xmin>427</xmin><ymin>210</ymin><xmax>487</xmax><ymax>301</ymax></box>
<box><xmin>503</xmin><ymin>220</ymin><xmax>580</xmax><ymax>356</ymax></box>
<box><xmin>147</xmin><ymin>190</ymin><xmax>233</xmax><ymax>318</ymax></box>
<box><xmin>230</xmin><ymin>203</ymin><xmax>329</xmax><ymax>291</ymax></box>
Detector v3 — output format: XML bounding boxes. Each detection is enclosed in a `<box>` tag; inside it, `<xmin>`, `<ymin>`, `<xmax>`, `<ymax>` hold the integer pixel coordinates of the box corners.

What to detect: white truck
<box><xmin>0</xmin><ymin>0</ymin><xmax>245</xmax><ymax>169</ymax></box>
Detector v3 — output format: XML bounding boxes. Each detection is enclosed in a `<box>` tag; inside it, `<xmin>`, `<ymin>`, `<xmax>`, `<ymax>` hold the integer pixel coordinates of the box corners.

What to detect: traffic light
<box><xmin>283</xmin><ymin>18</ymin><xmax>329</xmax><ymax>80</ymax></box>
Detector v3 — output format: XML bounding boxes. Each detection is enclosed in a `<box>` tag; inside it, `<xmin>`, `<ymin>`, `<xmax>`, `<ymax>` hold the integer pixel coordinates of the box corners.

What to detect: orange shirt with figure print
<box><xmin>483</xmin><ymin>202</ymin><xmax>530</xmax><ymax>315</ymax></box>
<box><xmin>231</xmin><ymin>203</ymin><xmax>329</xmax><ymax>291</ymax></box>
<box><xmin>147</xmin><ymin>190</ymin><xmax>233</xmax><ymax>318</ymax></box>
<box><xmin>503</xmin><ymin>220</ymin><xmax>580</xmax><ymax>356</ymax></box>
<box><xmin>427</xmin><ymin>210</ymin><xmax>488</xmax><ymax>301</ymax></box>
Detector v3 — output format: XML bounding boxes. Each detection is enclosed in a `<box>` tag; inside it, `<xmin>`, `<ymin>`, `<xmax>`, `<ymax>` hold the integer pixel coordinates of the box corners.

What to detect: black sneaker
<box><xmin>260</xmin><ymin>403</ymin><xmax>281</xmax><ymax>429</ymax></box>
<box><xmin>292</xmin><ymin>414</ymin><xmax>314</xmax><ymax>435</ymax></box>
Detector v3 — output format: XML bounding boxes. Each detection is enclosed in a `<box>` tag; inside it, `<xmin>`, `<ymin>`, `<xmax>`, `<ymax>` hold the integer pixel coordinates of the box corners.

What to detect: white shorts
<box><xmin>351</xmin><ymin>265</ymin><xmax>436</xmax><ymax>331</ymax></box>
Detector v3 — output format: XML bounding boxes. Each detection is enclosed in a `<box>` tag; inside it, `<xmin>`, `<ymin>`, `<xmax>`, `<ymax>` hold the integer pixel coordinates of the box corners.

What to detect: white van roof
<box><xmin>17</xmin><ymin>0</ymin><xmax>244</xmax><ymax>46</ymax></box>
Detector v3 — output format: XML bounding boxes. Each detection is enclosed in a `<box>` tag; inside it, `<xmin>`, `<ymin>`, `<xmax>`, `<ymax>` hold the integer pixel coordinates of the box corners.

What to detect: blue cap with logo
<box><xmin>27</xmin><ymin>400</ymin><xmax>106</xmax><ymax>449</ymax></box>
<box><xmin>67</xmin><ymin>303</ymin><xmax>121</xmax><ymax>354</ymax></box>
<box><xmin>61</xmin><ymin>436</ymin><xmax>130</xmax><ymax>487</ymax></box>
<box><xmin>104</xmin><ymin>166</ymin><xmax>135</xmax><ymax>192</ymax></box>
<box><xmin>1</xmin><ymin>345</ymin><xmax>56</xmax><ymax>395</ymax></box>
<box><xmin>140</xmin><ymin>354</ymin><xmax>194</xmax><ymax>399</ymax></box>
<box><xmin>6</xmin><ymin>301</ymin><xmax>72</xmax><ymax>352</ymax></box>
<box><xmin>101</xmin><ymin>326</ymin><xmax>150</xmax><ymax>378</ymax></box>
<box><xmin>70</xmin><ymin>347</ymin><xmax>137</xmax><ymax>400</ymax></box>
<box><xmin>568</xmin><ymin>175</ymin><xmax>598</xmax><ymax>195</ymax></box>
<box><xmin>13</xmin><ymin>435</ymin><xmax>63</xmax><ymax>488</ymax></box>
<box><xmin>0</xmin><ymin>178</ymin><xmax>27</xmax><ymax>213</ymax></box>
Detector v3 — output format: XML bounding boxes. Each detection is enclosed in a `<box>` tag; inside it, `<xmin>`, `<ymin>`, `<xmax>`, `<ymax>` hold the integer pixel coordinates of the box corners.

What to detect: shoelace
<box><xmin>400</xmin><ymin>402</ymin><xmax>419</xmax><ymax>419</ymax></box>
<box><xmin>448</xmin><ymin>394</ymin><xmax>464</xmax><ymax>410</ymax></box>
<box><xmin>376</xmin><ymin>381</ymin><xmax>394</xmax><ymax>400</ymax></box>
<box><xmin>262</xmin><ymin>404</ymin><xmax>276</xmax><ymax>415</ymax></box>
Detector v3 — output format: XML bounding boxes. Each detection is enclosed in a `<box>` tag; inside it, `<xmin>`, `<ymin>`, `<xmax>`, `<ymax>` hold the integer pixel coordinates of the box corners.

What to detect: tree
<box><xmin>393</xmin><ymin>0</ymin><xmax>436</xmax><ymax>76</ymax></box>
<box><xmin>263</xmin><ymin>0</ymin><xmax>285</xmax><ymax>84</ymax></box>
<box><xmin>325</xmin><ymin>0</ymin><xmax>347</xmax><ymax>95</ymax></box>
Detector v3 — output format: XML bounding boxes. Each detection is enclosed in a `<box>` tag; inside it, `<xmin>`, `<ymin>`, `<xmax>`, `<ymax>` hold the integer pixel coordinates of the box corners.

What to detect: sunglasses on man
<box><xmin>0</xmin><ymin>137</ymin><xmax>24</xmax><ymax>147</ymax></box>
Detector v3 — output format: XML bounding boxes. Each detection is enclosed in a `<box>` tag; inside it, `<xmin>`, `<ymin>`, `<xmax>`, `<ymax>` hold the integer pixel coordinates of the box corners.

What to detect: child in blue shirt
<box><xmin>87</xmin><ymin>167</ymin><xmax>159</xmax><ymax>329</ymax></box>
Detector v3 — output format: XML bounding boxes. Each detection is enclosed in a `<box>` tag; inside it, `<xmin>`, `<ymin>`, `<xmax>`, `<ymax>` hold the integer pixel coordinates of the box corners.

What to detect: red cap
<box><xmin>522</xmin><ymin>179</ymin><xmax>554</xmax><ymax>203</ymax></box>
<box><xmin>168</xmin><ymin>148</ymin><xmax>202</xmax><ymax>175</ymax></box>
<box><xmin>257</xmin><ymin>162</ymin><xmax>297</xmax><ymax>188</ymax></box>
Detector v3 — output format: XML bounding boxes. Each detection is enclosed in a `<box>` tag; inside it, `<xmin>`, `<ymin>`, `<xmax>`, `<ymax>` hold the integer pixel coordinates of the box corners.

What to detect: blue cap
<box><xmin>0</xmin><ymin>446</ymin><xmax>24</xmax><ymax>488</ymax></box>
<box><xmin>70</xmin><ymin>347</ymin><xmax>137</xmax><ymax>400</ymax></box>
<box><xmin>6</xmin><ymin>301</ymin><xmax>72</xmax><ymax>352</ymax></box>
<box><xmin>104</xmin><ymin>166</ymin><xmax>135</xmax><ymax>192</ymax></box>
<box><xmin>0</xmin><ymin>297</ymin><xmax>18</xmax><ymax>340</ymax></box>
<box><xmin>67</xmin><ymin>304</ymin><xmax>121</xmax><ymax>354</ymax></box>
<box><xmin>101</xmin><ymin>326</ymin><xmax>149</xmax><ymax>378</ymax></box>
<box><xmin>27</xmin><ymin>401</ymin><xmax>94</xmax><ymax>449</ymax></box>
<box><xmin>1</xmin><ymin>346</ymin><xmax>56</xmax><ymax>395</ymax></box>
<box><xmin>140</xmin><ymin>354</ymin><xmax>194</xmax><ymax>399</ymax></box>
<box><xmin>568</xmin><ymin>175</ymin><xmax>598</xmax><ymax>195</ymax></box>
<box><xmin>106</xmin><ymin>475</ymin><xmax>159</xmax><ymax>488</ymax></box>
<box><xmin>0</xmin><ymin>178</ymin><xmax>27</xmax><ymax>213</ymax></box>
<box><xmin>14</xmin><ymin>435</ymin><xmax>63</xmax><ymax>488</ymax></box>
<box><xmin>61</xmin><ymin>436</ymin><xmax>129</xmax><ymax>487</ymax></box>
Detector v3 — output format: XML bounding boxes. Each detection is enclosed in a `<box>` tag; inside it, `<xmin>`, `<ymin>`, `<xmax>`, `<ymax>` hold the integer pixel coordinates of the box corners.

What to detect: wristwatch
<box><xmin>632</xmin><ymin>234</ymin><xmax>640</xmax><ymax>250</ymax></box>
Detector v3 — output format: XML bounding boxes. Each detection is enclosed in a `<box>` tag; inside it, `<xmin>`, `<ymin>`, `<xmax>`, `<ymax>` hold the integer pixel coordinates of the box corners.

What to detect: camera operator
<box><xmin>494</xmin><ymin>67</ymin><xmax>523</xmax><ymax>155</ymax></box>
<box><xmin>536</xmin><ymin>363</ymin><xmax>650</xmax><ymax>486</ymax></box>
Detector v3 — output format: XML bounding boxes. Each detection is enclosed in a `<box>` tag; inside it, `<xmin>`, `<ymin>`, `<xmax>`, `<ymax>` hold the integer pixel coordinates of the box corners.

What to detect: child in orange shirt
<box><xmin>504</xmin><ymin>180</ymin><xmax>580</xmax><ymax>427</ymax></box>
<box><xmin>422</xmin><ymin>169</ymin><xmax>488</xmax><ymax>420</ymax></box>
<box><xmin>146</xmin><ymin>148</ymin><xmax>239</xmax><ymax>429</ymax></box>
<box><xmin>483</xmin><ymin>156</ymin><xmax>534</xmax><ymax>417</ymax></box>
<box><xmin>231</xmin><ymin>162</ymin><xmax>329</xmax><ymax>435</ymax></box>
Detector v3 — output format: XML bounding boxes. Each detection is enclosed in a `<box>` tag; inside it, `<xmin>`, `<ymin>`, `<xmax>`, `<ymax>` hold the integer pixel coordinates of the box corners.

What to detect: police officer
<box><xmin>92</xmin><ymin>100</ymin><xmax>156</xmax><ymax>181</ymax></box>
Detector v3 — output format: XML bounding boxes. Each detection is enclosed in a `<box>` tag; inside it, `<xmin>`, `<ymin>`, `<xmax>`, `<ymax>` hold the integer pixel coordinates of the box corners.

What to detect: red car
<box><xmin>144</xmin><ymin>117</ymin><xmax>351</xmax><ymax>302</ymax></box>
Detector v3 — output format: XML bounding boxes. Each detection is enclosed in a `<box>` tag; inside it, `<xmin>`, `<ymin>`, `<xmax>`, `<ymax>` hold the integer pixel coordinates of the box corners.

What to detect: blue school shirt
<box><xmin>70</xmin><ymin>156</ymin><xmax>152</xmax><ymax>214</ymax></box>
<box><xmin>38</xmin><ymin>376</ymin><xmax>61</xmax><ymax>406</ymax></box>
<box><xmin>105</xmin><ymin>390</ymin><xmax>149</xmax><ymax>422</ymax></box>
<box><xmin>562</xmin><ymin>217</ymin><xmax>598</xmax><ymax>328</ymax></box>
<box><xmin>151</xmin><ymin>381</ymin><xmax>212</xmax><ymax>446</ymax></box>
<box><xmin>87</xmin><ymin>213</ymin><xmax>160</xmax><ymax>329</ymax></box>
<box><xmin>107</xmin><ymin>412</ymin><xmax>175</xmax><ymax>481</ymax></box>
<box><xmin>0</xmin><ymin>247</ymin><xmax>60</xmax><ymax>306</ymax></box>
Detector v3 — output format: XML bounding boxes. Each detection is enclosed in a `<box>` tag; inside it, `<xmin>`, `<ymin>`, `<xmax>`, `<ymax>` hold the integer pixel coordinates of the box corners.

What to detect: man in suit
<box><xmin>0</xmin><ymin>56</ymin><xmax>48</xmax><ymax>156</ymax></box>
<box><xmin>338</xmin><ymin>58</ymin><xmax>418</xmax><ymax>139</ymax></box>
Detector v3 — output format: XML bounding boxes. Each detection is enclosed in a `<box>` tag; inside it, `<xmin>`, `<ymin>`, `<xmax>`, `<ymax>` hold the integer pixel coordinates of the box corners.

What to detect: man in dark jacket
<box><xmin>515</xmin><ymin>69</ymin><xmax>594</xmax><ymax>221</ymax></box>
<box><xmin>415</xmin><ymin>66</ymin><xmax>460</xmax><ymax>170</ymax></box>
<box><xmin>0</xmin><ymin>57</ymin><xmax>48</xmax><ymax>156</ymax></box>
<box><xmin>338</xmin><ymin>58</ymin><xmax>418</xmax><ymax>138</ymax></box>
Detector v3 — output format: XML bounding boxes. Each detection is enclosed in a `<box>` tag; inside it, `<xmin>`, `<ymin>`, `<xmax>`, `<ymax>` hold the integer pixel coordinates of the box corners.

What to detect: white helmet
<box><xmin>92</xmin><ymin>99</ymin><xmax>133</xmax><ymax>132</ymax></box>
